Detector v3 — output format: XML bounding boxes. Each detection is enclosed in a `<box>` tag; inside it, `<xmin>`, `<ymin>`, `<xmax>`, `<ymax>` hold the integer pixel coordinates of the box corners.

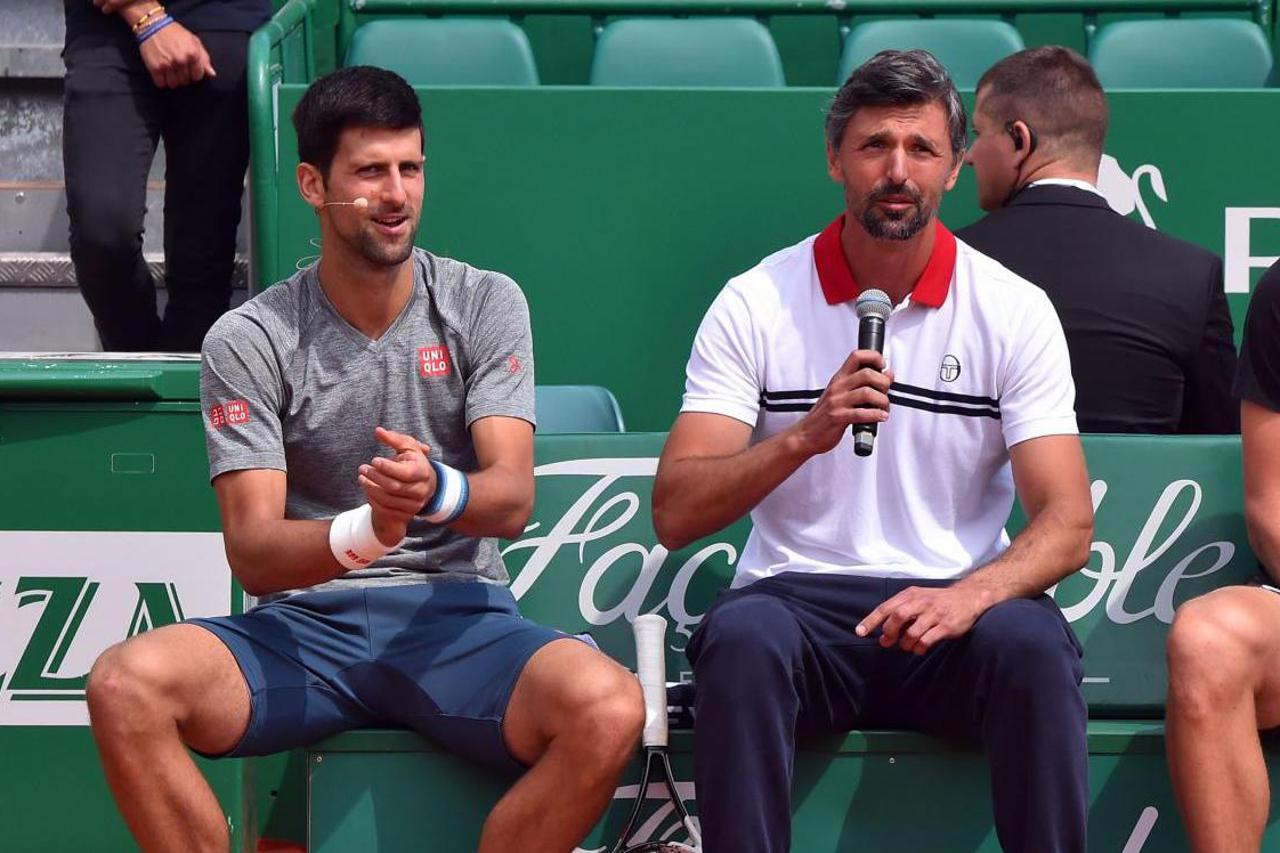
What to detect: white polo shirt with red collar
<box><xmin>681</xmin><ymin>216</ymin><xmax>1078</xmax><ymax>587</ymax></box>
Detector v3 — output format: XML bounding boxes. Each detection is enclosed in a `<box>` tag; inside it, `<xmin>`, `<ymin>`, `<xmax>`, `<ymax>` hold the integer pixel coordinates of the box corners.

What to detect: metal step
<box><xmin>0</xmin><ymin>251</ymin><xmax>249</xmax><ymax>351</ymax></box>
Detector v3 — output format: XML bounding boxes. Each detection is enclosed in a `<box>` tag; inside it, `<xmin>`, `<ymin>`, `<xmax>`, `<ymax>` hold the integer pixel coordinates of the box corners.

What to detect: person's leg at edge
<box><xmin>63</xmin><ymin>40</ymin><xmax>164</xmax><ymax>351</ymax></box>
<box><xmin>156</xmin><ymin>31</ymin><xmax>250</xmax><ymax>351</ymax></box>
<box><xmin>686</xmin><ymin>591</ymin><xmax>811</xmax><ymax>853</ymax></box>
<box><xmin>478</xmin><ymin>637</ymin><xmax>645</xmax><ymax>853</ymax></box>
<box><xmin>85</xmin><ymin>624</ymin><xmax>250</xmax><ymax>852</ymax></box>
<box><xmin>1166</xmin><ymin>586</ymin><xmax>1280</xmax><ymax>852</ymax></box>
<box><xmin>889</xmin><ymin>595</ymin><xmax>1087</xmax><ymax>853</ymax></box>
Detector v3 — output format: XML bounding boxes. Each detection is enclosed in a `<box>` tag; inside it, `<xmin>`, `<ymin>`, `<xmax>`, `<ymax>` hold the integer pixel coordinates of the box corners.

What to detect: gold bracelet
<box><xmin>131</xmin><ymin>6</ymin><xmax>165</xmax><ymax>33</ymax></box>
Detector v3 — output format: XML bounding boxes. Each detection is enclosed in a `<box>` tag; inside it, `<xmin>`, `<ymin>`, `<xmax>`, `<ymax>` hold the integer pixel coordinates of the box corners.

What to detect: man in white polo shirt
<box><xmin>653</xmin><ymin>49</ymin><xmax>1094</xmax><ymax>853</ymax></box>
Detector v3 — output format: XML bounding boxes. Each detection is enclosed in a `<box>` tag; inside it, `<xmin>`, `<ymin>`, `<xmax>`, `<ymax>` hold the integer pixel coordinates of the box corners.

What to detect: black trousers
<box><xmin>62</xmin><ymin>31</ymin><xmax>250</xmax><ymax>352</ymax></box>
<box><xmin>686</xmin><ymin>572</ymin><xmax>1089</xmax><ymax>853</ymax></box>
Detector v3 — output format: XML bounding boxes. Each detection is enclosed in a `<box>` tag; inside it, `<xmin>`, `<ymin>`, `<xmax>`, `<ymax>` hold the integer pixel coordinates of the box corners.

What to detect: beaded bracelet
<box><xmin>130</xmin><ymin>5</ymin><xmax>165</xmax><ymax>32</ymax></box>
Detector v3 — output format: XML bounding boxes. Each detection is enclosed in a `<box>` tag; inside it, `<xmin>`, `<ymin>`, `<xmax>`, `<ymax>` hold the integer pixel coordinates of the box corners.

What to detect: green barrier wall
<box><xmin>257</xmin><ymin>87</ymin><xmax>1280</xmax><ymax>431</ymax></box>
<box><xmin>0</xmin><ymin>360</ymin><xmax>248</xmax><ymax>851</ymax></box>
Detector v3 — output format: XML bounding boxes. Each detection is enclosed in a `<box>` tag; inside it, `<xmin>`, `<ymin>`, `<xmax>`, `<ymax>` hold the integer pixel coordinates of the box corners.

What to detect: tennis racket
<box><xmin>609</xmin><ymin>614</ymin><xmax>703</xmax><ymax>853</ymax></box>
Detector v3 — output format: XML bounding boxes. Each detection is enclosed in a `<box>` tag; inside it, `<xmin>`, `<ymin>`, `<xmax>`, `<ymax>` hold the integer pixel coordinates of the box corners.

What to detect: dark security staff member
<box><xmin>959</xmin><ymin>46</ymin><xmax>1238</xmax><ymax>435</ymax></box>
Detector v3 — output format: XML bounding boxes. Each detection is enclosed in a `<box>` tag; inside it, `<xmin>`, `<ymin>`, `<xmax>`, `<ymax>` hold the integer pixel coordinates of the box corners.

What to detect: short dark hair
<box><xmin>976</xmin><ymin>46</ymin><xmax>1108</xmax><ymax>161</ymax></box>
<box><xmin>292</xmin><ymin>65</ymin><xmax>424</xmax><ymax>178</ymax></box>
<box><xmin>826</xmin><ymin>49</ymin><xmax>966</xmax><ymax>160</ymax></box>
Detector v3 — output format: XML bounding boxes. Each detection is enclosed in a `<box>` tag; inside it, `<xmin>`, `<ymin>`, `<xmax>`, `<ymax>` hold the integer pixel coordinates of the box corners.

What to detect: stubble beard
<box><xmin>350</xmin><ymin>216</ymin><xmax>420</xmax><ymax>268</ymax></box>
<box><xmin>858</xmin><ymin>183</ymin><xmax>933</xmax><ymax>241</ymax></box>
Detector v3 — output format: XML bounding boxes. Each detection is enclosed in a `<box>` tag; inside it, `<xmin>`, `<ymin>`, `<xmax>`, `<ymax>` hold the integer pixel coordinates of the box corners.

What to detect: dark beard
<box><xmin>859</xmin><ymin>183</ymin><xmax>931</xmax><ymax>241</ymax></box>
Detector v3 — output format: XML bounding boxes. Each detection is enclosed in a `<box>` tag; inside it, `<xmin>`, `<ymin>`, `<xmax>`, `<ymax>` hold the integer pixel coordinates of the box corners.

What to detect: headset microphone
<box><xmin>321</xmin><ymin>197</ymin><xmax>368</xmax><ymax>209</ymax></box>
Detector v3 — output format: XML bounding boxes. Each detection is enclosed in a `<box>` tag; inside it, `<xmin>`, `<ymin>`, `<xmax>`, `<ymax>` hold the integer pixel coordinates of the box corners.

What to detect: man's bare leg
<box><xmin>1167</xmin><ymin>586</ymin><xmax>1280</xmax><ymax>852</ymax></box>
<box><xmin>478</xmin><ymin>638</ymin><xmax>645</xmax><ymax>853</ymax></box>
<box><xmin>86</xmin><ymin>624</ymin><xmax>251</xmax><ymax>852</ymax></box>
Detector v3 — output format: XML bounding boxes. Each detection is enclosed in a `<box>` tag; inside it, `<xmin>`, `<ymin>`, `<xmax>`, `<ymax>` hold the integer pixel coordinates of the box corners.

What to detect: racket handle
<box><xmin>633</xmin><ymin>614</ymin><xmax>669</xmax><ymax>748</ymax></box>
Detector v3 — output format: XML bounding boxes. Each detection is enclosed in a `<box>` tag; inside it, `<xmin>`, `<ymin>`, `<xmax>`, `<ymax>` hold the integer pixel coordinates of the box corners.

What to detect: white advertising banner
<box><xmin>0</xmin><ymin>531</ymin><xmax>233</xmax><ymax>726</ymax></box>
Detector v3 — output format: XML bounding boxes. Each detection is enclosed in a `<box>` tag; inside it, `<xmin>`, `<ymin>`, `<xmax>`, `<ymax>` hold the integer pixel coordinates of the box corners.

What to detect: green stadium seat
<box><xmin>589</xmin><ymin>18</ymin><xmax>786</xmax><ymax>87</ymax></box>
<box><xmin>837</xmin><ymin>20</ymin><xmax>1026</xmax><ymax>88</ymax></box>
<box><xmin>534</xmin><ymin>385</ymin><xmax>626</xmax><ymax>433</ymax></box>
<box><xmin>1089</xmin><ymin>19</ymin><xmax>1273</xmax><ymax>88</ymax></box>
<box><xmin>343</xmin><ymin>19</ymin><xmax>539</xmax><ymax>86</ymax></box>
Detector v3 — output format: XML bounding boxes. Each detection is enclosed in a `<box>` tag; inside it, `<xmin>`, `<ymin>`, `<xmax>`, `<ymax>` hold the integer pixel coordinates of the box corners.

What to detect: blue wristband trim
<box><xmin>137</xmin><ymin>15</ymin><xmax>174</xmax><ymax>44</ymax></box>
<box><xmin>442</xmin><ymin>470</ymin><xmax>470</xmax><ymax>524</ymax></box>
<box><xmin>421</xmin><ymin>460</ymin><xmax>469</xmax><ymax>523</ymax></box>
<box><xmin>423</xmin><ymin>460</ymin><xmax>449</xmax><ymax>517</ymax></box>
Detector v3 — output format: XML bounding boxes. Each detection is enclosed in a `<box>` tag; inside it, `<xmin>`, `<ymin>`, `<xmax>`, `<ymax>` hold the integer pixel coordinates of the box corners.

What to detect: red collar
<box><xmin>812</xmin><ymin>215</ymin><xmax>956</xmax><ymax>308</ymax></box>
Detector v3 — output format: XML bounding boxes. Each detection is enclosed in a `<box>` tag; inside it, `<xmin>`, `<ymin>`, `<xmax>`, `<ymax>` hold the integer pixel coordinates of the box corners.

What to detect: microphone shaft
<box><xmin>852</xmin><ymin>315</ymin><xmax>886</xmax><ymax>456</ymax></box>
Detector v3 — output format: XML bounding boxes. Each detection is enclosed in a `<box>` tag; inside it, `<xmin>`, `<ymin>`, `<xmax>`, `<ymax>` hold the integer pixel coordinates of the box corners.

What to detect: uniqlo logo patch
<box><xmin>508</xmin><ymin>355</ymin><xmax>522</xmax><ymax>374</ymax></box>
<box><xmin>209</xmin><ymin>399</ymin><xmax>250</xmax><ymax>429</ymax></box>
<box><xmin>418</xmin><ymin>345</ymin><xmax>452</xmax><ymax>378</ymax></box>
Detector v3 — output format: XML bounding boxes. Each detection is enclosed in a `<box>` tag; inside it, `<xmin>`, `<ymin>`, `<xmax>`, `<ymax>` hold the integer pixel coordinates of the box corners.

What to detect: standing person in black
<box><xmin>63</xmin><ymin>0</ymin><xmax>270</xmax><ymax>351</ymax></box>
<box><xmin>958</xmin><ymin>46</ymin><xmax>1238</xmax><ymax>434</ymax></box>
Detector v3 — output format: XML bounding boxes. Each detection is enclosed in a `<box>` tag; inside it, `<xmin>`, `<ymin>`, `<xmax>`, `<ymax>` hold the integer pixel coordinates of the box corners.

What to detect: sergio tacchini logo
<box><xmin>940</xmin><ymin>354</ymin><xmax>961</xmax><ymax>382</ymax></box>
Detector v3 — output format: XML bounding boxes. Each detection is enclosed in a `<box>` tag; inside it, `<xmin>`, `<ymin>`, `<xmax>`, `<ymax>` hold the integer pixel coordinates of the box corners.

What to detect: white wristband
<box><xmin>422</xmin><ymin>460</ymin><xmax>469</xmax><ymax>524</ymax></box>
<box><xmin>329</xmin><ymin>504</ymin><xmax>397</xmax><ymax>570</ymax></box>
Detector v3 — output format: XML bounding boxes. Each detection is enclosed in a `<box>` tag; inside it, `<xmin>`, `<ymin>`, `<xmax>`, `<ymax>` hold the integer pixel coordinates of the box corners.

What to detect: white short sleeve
<box><xmin>681</xmin><ymin>283</ymin><xmax>761</xmax><ymax>427</ymax></box>
<box><xmin>999</xmin><ymin>289</ymin><xmax>1079</xmax><ymax>447</ymax></box>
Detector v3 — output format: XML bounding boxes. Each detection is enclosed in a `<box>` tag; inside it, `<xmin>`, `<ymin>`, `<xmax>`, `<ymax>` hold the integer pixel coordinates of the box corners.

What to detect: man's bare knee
<box><xmin>87</xmin><ymin>625</ymin><xmax>249</xmax><ymax>755</ymax></box>
<box><xmin>559</xmin><ymin>662</ymin><xmax>645</xmax><ymax>770</ymax></box>
<box><xmin>87</xmin><ymin>640</ymin><xmax>174</xmax><ymax>736</ymax></box>
<box><xmin>1167</xmin><ymin>591</ymin><xmax>1275</xmax><ymax>714</ymax></box>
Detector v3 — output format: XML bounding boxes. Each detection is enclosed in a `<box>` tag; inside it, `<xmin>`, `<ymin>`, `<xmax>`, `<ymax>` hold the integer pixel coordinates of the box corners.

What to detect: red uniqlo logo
<box><xmin>419</xmin><ymin>345</ymin><xmax>452</xmax><ymax>378</ymax></box>
<box><xmin>225</xmin><ymin>400</ymin><xmax>250</xmax><ymax>424</ymax></box>
<box><xmin>209</xmin><ymin>399</ymin><xmax>250</xmax><ymax>429</ymax></box>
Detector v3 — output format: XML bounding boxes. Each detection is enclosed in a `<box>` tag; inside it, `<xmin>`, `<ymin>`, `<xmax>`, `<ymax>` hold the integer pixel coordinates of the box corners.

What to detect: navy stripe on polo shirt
<box><xmin>681</xmin><ymin>214</ymin><xmax>1078</xmax><ymax>587</ymax></box>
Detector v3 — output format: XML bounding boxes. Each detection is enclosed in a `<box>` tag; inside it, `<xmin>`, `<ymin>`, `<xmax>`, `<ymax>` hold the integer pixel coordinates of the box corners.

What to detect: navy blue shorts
<box><xmin>187</xmin><ymin>582</ymin><xmax>565</xmax><ymax>773</ymax></box>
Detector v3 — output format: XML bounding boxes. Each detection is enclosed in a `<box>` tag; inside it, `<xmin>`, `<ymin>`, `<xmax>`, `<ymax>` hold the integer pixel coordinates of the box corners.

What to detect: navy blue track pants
<box><xmin>686</xmin><ymin>572</ymin><xmax>1088</xmax><ymax>853</ymax></box>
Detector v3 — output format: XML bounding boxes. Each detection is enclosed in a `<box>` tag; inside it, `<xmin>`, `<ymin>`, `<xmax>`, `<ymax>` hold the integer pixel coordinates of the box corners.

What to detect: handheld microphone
<box><xmin>322</xmin><ymin>197</ymin><xmax>368</xmax><ymax>209</ymax></box>
<box><xmin>852</xmin><ymin>289</ymin><xmax>893</xmax><ymax>457</ymax></box>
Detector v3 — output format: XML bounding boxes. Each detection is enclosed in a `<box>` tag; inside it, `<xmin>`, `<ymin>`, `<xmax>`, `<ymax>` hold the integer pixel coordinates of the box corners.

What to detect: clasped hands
<box><xmin>357</xmin><ymin>427</ymin><xmax>437</xmax><ymax>548</ymax></box>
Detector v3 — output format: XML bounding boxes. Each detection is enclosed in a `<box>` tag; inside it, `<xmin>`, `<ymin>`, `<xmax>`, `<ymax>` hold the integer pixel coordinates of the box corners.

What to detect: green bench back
<box><xmin>838</xmin><ymin>19</ymin><xmax>1026</xmax><ymax>87</ymax></box>
<box><xmin>343</xmin><ymin>18</ymin><xmax>541</xmax><ymax>85</ymax></box>
<box><xmin>1090</xmin><ymin>18</ymin><xmax>1275</xmax><ymax>87</ymax></box>
<box><xmin>507</xmin><ymin>432</ymin><xmax>1253</xmax><ymax>715</ymax></box>
<box><xmin>589</xmin><ymin>17</ymin><xmax>787</xmax><ymax>87</ymax></box>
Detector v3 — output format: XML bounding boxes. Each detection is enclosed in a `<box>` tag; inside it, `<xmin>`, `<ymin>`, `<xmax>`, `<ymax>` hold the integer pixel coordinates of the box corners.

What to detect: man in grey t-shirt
<box><xmin>85</xmin><ymin>66</ymin><xmax>643</xmax><ymax>853</ymax></box>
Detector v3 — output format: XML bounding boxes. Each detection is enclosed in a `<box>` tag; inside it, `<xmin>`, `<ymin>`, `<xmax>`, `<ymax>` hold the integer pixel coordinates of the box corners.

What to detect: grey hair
<box><xmin>825</xmin><ymin>49</ymin><xmax>967</xmax><ymax>160</ymax></box>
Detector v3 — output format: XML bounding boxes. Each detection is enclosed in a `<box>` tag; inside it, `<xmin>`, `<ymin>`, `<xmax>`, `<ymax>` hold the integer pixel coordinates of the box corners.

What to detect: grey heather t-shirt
<box><xmin>200</xmin><ymin>248</ymin><xmax>536</xmax><ymax>601</ymax></box>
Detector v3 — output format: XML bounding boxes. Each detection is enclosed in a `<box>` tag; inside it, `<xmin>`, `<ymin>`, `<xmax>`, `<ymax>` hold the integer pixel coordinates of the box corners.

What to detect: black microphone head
<box><xmin>855</xmin><ymin>289</ymin><xmax>893</xmax><ymax>321</ymax></box>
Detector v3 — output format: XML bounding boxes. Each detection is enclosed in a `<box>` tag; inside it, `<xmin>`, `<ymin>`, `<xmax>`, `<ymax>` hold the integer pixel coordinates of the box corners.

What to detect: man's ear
<box><xmin>297</xmin><ymin>162</ymin><xmax>326</xmax><ymax>211</ymax></box>
<box><xmin>825</xmin><ymin>138</ymin><xmax>843</xmax><ymax>183</ymax></box>
<box><xmin>945</xmin><ymin>150</ymin><xmax>964</xmax><ymax>192</ymax></box>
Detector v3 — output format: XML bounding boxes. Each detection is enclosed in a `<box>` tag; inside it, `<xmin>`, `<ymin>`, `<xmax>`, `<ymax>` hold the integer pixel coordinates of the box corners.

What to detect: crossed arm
<box><xmin>214</xmin><ymin>416</ymin><xmax>534</xmax><ymax>597</ymax></box>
